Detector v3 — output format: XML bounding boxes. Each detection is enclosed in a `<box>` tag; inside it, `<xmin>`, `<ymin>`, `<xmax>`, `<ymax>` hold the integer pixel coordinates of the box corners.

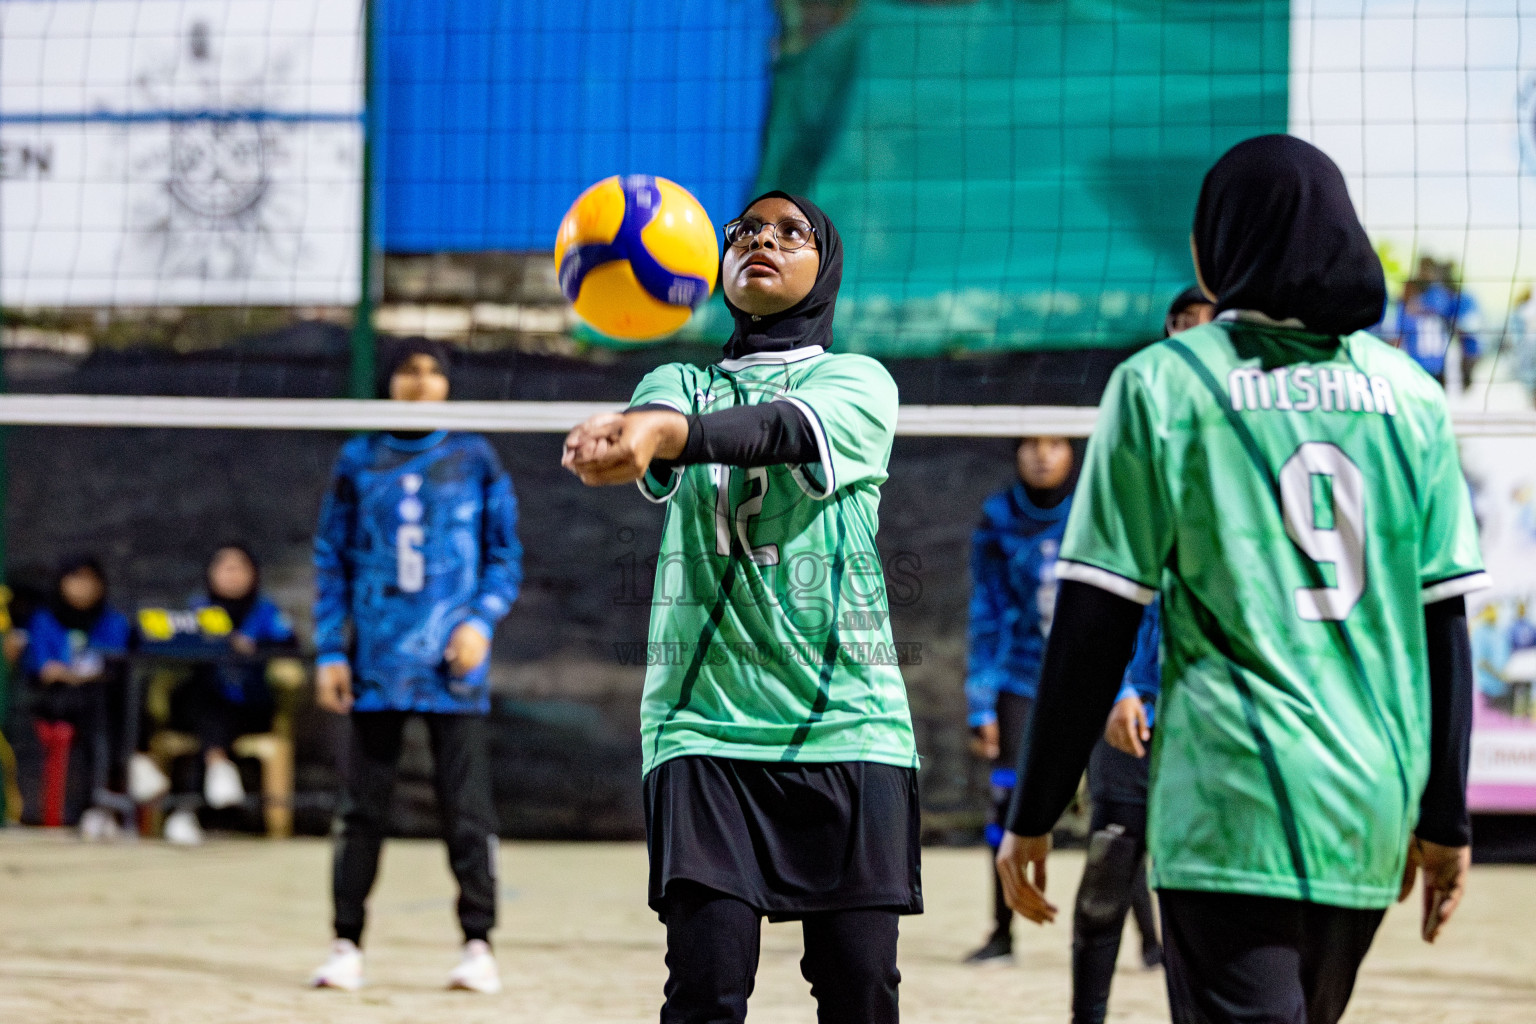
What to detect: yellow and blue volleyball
<box><xmin>555</xmin><ymin>175</ymin><xmax>719</xmax><ymax>341</ymax></box>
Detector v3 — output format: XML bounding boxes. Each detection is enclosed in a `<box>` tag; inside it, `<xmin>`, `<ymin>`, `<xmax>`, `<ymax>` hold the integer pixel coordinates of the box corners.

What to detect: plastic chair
<box><xmin>146</xmin><ymin>656</ymin><xmax>305</xmax><ymax>838</ymax></box>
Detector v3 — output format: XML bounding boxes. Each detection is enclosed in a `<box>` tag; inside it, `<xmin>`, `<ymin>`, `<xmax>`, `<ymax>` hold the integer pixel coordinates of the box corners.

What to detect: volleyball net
<box><xmin>0</xmin><ymin>395</ymin><xmax>1531</xmax><ymax>437</ymax></box>
<box><xmin>1</xmin><ymin>0</ymin><xmax>1531</xmax><ymax>360</ymax></box>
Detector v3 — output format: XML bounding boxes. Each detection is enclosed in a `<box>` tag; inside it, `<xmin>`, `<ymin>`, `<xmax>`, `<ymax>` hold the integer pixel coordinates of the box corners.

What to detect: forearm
<box><xmin>467</xmin><ymin>576</ymin><xmax>519</xmax><ymax>631</ymax></box>
<box><xmin>1005</xmin><ymin>580</ymin><xmax>1145</xmax><ymax>836</ymax></box>
<box><xmin>964</xmin><ymin>618</ymin><xmax>1003</xmax><ymax>726</ymax></box>
<box><xmin>1418</xmin><ymin>596</ymin><xmax>1473</xmax><ymax>846</ymax></box>
<box><xmin>251</xmin><ymin>636</ymin><xmax>301</xmax><ymax>655</ymax></box>
<box><xmin>964</xmin><ymin>543</ymin><xmax>1006</xmax><ymax>726</ymax></box>
<box><xmin>469</xmin><ymin>478</ymin><xmax>523</xmax><ymax>625</ymax></box>
<box><xmin>311</xmin><ymin>565</ymin><xmax>351</xmax><ymax>659</ymax></box>
<box><xmin>964</xmin><ymin>670</ymin><xmax>1000</xmax><ymax>727</ymax></box>
<box><xmin>631</xmin><ymin>401</ymin><xmax>819</xmax><ymax>468</ymax></box>
<box><xmin>313</xmin><ymin>471</ymin><xmax>357</xmax><ymax>657</ymax></box>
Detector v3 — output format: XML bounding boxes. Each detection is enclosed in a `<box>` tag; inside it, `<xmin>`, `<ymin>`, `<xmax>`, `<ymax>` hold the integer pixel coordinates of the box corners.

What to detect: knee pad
<box><xmin>986</xmin><ymin>772</ymin><xmax>1016</xmax><ymax>849</ymax></box>
<box><xmin>1074</xmin><ymin>826</ymin><xmax>1141</xmax><ymax>934</ymax></box>
<box><xmin>989</xmin><ymin>764</ymin><xmax>1013</xmax><ymax>798</ymax></box>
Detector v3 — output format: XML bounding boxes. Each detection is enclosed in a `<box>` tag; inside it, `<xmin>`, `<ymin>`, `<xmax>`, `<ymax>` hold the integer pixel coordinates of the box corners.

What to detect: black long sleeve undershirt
<box><xmin>1005</xmin><ymin>583</ymin><xmax>1476</xmax><ymax>849</ymax></box>
<box><xmin>1005</xmin><ymin>580</ymin><xmax>1144</xmax><ymax>837</ymax></box>
<box><xmin>627</xmin><ymin>401</ymin><xmax>820</xmax><ymax>468</ymax></box>
<box><xmin>1418</xmin><ymin>595</ymin><xmax>1473</xmax><ymax>847</ymax></box>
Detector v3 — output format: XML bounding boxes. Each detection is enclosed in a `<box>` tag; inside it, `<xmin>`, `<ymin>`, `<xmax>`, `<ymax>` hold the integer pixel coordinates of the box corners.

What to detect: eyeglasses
<box><xmin>723</xmin><ymin>216</ymin><xmax>817</xmax><ymax>252</ymax></box>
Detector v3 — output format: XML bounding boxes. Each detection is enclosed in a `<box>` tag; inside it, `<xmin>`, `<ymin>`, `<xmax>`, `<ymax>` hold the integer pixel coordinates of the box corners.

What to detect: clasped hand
<box><xmin>562</xmin><ymin>411</ymin><xmax>688</xmax><ymax>487</ymax></box>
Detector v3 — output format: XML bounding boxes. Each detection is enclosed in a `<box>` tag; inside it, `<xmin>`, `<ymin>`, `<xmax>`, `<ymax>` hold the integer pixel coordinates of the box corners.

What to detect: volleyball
<box><xmin>554</xmin><ymin>175</ymin><xmax>719</xmax><ymax>341</ymax></box>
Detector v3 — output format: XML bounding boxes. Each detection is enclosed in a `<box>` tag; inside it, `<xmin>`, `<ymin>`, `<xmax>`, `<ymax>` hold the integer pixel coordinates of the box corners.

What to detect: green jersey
<box><xmin>1061</xmin><ymin>319</ymin><xmax>1487</xmax><ymax>909</ymax></box>
<box><xmin>628</xmin><ymin>345</ymin><xmax>919</xmax><ymax>776</ymax></box>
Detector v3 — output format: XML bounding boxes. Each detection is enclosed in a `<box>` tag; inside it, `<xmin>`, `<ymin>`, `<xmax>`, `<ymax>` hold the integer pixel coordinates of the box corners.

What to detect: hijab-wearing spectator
<box><xmin>21</xmin><ymin>556</ymin><xmax>131</xmax><ymax>830</ymax></box>
<box><xmin>160</xmin><ymin>543</ymin><xmax>297</xmax><ymax>846</ymax></box>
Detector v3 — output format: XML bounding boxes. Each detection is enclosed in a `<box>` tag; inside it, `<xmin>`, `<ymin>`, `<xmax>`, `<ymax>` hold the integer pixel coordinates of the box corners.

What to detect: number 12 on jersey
<box><xmin>1280</xmin><ymin>442</ymin><xmax>1365</xmax><ymax>622</ymax></box>
<box><xmin>712</xmin><ymin>465</ymin><xmax>780</xmax><ymax>567</ymax></box>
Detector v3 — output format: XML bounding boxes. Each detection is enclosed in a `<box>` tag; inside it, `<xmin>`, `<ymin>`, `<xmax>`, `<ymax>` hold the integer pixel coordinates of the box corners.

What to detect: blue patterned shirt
<box><xmin>965</xmin><ymin>483</ymin><xmax>1072</xmax><ymax>725</ymax></box>
<box><xmin>313</xmin><ymin>431</ymin><xmax>522</xmax><ymax>713</ymax></box>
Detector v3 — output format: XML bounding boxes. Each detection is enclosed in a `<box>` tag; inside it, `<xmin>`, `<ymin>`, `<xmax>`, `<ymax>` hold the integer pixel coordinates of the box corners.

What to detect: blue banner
<box><xmin>381</xmin><ymin>0</ymin><xmax>777</xmax><ymax>253</ymax></box>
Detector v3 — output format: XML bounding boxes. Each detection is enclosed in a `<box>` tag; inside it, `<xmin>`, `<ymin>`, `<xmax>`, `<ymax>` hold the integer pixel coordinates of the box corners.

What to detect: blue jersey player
<box><xmin>309</xmin><ymin>340</ymin><xmax>522</xmax><ymax>995</ymax></box>
<box><xmin>963</xmin><ymin>435</ymin><xmax>1079</xmax><ymax>964</ymax></box>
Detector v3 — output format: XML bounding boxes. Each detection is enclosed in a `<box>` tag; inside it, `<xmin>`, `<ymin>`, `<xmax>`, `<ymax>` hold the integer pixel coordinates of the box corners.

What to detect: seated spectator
<box><xmin>162</xmin><ymin>543</ymin><xmax>296</xmax><ymax>845</ymax></box>
<box><xmin>21</xmin><ymin>556</ymin><xmax>131</xmax><ymax>832</ymax></box>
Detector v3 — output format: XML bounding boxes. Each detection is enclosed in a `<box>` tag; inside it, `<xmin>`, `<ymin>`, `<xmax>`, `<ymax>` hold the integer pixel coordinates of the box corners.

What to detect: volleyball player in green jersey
<box><xmin>564</xmin><ymin>192</ymin><xmax>919</xmax><ymax>1024</ymax></box>
<box><xmin>996</xmin><ymin>136</ymin><xmax>1485</xmax><ymax>1024</ymax></box>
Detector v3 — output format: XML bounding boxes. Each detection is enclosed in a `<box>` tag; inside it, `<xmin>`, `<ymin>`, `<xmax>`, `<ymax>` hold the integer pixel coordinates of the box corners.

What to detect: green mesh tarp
<box><xmin>728</xmin><ymin>0</ymin><xmax>1289</xmax><ymax>355</ymax></box>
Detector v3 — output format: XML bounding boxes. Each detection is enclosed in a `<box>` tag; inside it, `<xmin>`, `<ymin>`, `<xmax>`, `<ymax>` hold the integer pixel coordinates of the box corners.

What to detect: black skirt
<box><xmin>644</xmin><ymin>755</ymin><xmax>923</xmax><ymax>921</ymax></box>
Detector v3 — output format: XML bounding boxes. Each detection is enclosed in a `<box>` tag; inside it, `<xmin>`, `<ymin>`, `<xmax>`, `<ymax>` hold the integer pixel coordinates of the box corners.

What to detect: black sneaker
<box><xmin>962</xmin><ymin>934</ymin><xmax>1014</xmax><ymax>965</ymax></box>
<box><xmin>1141</xmin><ymin>941</ymin><xmax>1164</xmax><ymax>969</ymax></box>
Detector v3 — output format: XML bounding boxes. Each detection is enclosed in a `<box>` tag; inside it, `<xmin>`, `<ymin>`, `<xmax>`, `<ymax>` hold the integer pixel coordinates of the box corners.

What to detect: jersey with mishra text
<box><xmin>1061</xmin><ymin>320</ymin><xmax>1487</xmax><ymax>909</ymax></box>
<box><xmin>629</xmin><ymin>347</ymin><xmax>919</xmax><ymax>775</ymax></box>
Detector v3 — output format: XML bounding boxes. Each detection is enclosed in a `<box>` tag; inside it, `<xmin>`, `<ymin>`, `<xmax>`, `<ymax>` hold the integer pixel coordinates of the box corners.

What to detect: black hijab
<box><xmin>1193</xmin><ymin>135</ymin><xmax>1385</xmax><ymax>337</ymax></box>
<box><xmin>379</xmin><ymin>338</ymin><xmax>451</xmax><ymax>399</ymax></box>
<box><xmin>1164</xmin><ymin>285</ymin><xmax>1210</xmax><ymax>335</ymax></box>
<box><xmin>51</xmin><ymin>555</ymin><xmax>108</xmax><ymax>633</ymax></box>
<box><xmin>206</xmin><ymin>543</ymin><xmax>261</xmax><ymax>630</ymax></box>
<box><xmin>722</xmin><ymin>190</ymin><xmax>844</xmax><ymax>361</ymax></box>
<box><xmin>1017</xmin><ymin>438</ymin><xmax>1085</xmax><ymax>511</ymax></box>
<box><xmin>380</xmin><ymin>338</ymin><xmax>451</xmax><ymax>440</ymax></box>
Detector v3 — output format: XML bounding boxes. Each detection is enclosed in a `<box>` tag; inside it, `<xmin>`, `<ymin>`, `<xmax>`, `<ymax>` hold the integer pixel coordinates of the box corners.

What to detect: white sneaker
<box><xmin>204</xmin><ymin>758</ymin><xmax>246</xmax><ymax>810</ymax></box>
<box><xmin>310</xmin><ymin>939</ymin><xmax>364</xmax><ymax>991</ymax></box>
<box><xmin>79</xmin><ymin>807</ymin><xmax>120</xmax><ymax>842</ymax></box>
<box><xmin>128</xmin><ymin>753</ymin><xmax>171</xmax><ymax>803</ymax></box>
<box><xmin>447</xmin><ymin>939</ymin><xmax>501</xmax><ymax>993</ymax></box>
<box><xmin>164</xmin><ymin>808</ymin><xmax>204</xmax><ymax>846</ymax></box>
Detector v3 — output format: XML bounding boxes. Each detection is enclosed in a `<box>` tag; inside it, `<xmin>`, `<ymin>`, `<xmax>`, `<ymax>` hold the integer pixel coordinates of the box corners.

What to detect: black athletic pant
<box><xmin>1159</xmin><ymin>889</ymin><xmax>1384</xmax><ymax>1024</ymax></box>
<box><xmin>661</xmin><ymin>881</ymin><xmax>901</xmax><ymax>1024</ymax></box>
<box><xmin>332</xmin><ymin>711</ymin><xmax>498</xmax><ymax>946</ymax></box>
<box><xmin>983</xmin><ymin>692</ymin><xmax>1033</xmax><ymax>945</ymax></box>
<box><xmin>169</xmin><ymin>673</ymin><xmax>276</xmax><ymax>754</ymax></box>
<box><xmin>167</xmin><ymin>674</ymin><xmax>276</xmax><ymax>797</ymax></box>
<box><xmin>1071</xmin><ymin>797</ymin><xmax>1158</xmax><ymax>1024</ymax></box>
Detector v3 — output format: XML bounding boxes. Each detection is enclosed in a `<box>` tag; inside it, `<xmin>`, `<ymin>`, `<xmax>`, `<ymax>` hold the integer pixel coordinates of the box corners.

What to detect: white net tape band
<box><xmin>0</xmin><ymin>395</ymin><xmax>1528</xmax><ymax>438</ymax></box>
